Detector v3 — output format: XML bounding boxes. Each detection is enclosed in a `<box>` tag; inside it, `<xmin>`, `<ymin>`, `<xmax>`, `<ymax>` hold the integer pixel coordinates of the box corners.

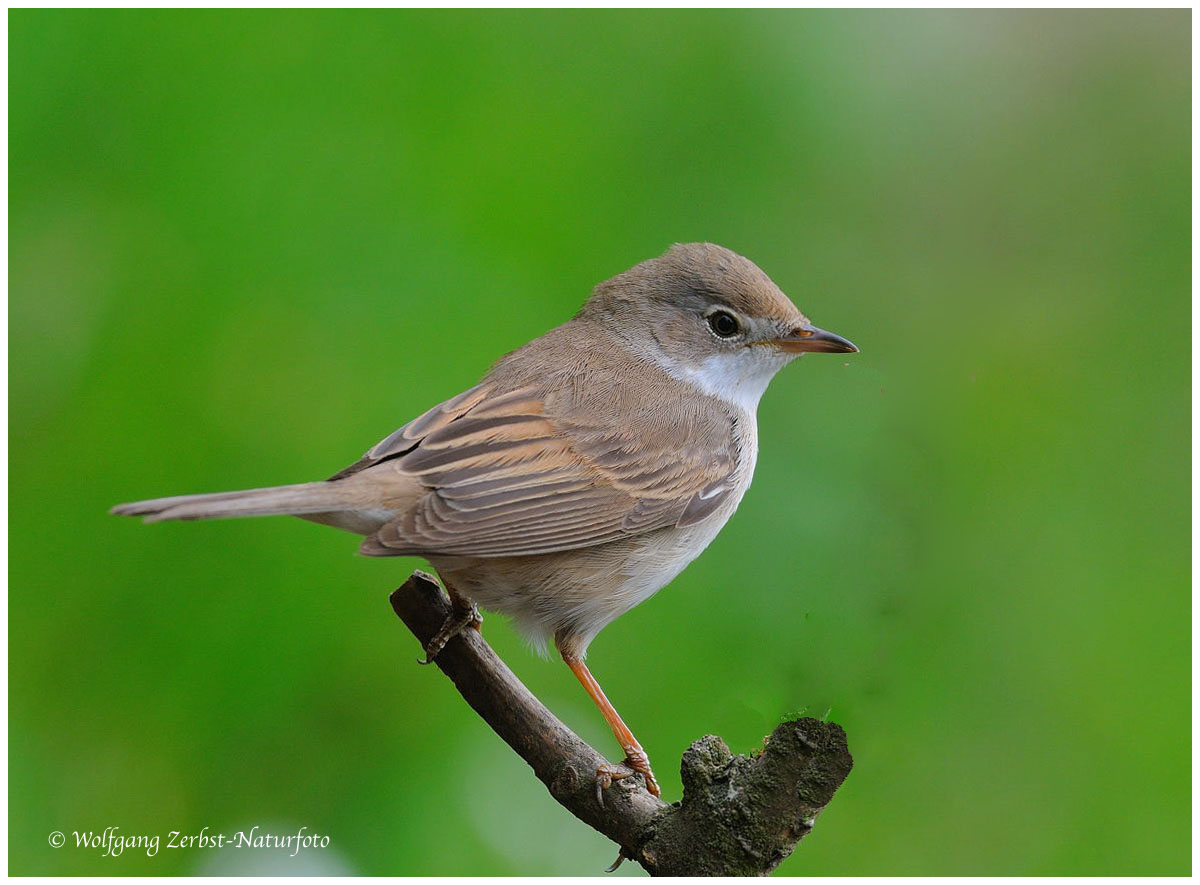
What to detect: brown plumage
<box><xmin>112</xmin><ymin>242</ymin><xmax>858</xmax><ymax>798</ymax></box>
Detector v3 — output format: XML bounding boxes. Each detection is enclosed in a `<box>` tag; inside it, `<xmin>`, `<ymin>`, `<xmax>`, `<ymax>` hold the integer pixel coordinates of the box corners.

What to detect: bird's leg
<box><xmin>560</xmin><ymin>650</ymin><xmax>661</xmax><ymax>800</ymax></box>
<box><xmin>418</xmin><ymin>582</ymin><xmax>482</xmax><ymax>665</ymax></box>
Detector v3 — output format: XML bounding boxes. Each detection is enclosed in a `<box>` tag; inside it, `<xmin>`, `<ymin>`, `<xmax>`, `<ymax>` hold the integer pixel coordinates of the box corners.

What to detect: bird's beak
<box><xmin>770</xmin><ymin>324</ymin><xmax>859</xmax><ymax>354</ymax></box>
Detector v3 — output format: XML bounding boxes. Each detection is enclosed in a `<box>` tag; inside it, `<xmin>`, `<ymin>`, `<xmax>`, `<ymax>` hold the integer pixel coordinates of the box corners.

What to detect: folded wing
<box><xmin>334</xmin><ymin>384</ymin><xmax>739</xmax><ymax>558</ymax></box>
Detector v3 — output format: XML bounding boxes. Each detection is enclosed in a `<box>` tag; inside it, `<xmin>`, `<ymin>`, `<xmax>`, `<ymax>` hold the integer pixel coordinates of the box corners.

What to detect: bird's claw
<box><xmin>594</xmin><ymin>761</ymin><xmax>632</xmax><ymax>806</ymax></box>
<box><xmin>418</xmin><ymin>601</ymin><xmax>482</xmax><ymax>665</ymax></box>
<box><xmin>605</xmin><ymin>849</ymin><xmax>630</xmax><ymax>872</ymax></box>
<box><xmin>594</xmin><ymin>746</ymin><xmax>660</xmax><ymax>806</ymax></box>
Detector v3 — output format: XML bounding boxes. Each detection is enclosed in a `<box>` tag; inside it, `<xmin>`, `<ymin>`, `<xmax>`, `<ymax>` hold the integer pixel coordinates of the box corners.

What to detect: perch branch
<box><xmin>389</xmin><ymin>571</ymin><xmax>853</xmax><ymax>876</ymax></box>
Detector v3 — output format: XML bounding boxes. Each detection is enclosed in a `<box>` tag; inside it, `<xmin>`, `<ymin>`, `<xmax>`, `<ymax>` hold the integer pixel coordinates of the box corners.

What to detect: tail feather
<box><xmin>111</xmin><ymin>482</ymin><xmax>353</xmax><ymax>523</ymax></box>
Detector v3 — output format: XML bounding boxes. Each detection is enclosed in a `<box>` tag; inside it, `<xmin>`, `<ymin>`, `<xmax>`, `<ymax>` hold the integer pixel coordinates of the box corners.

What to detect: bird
<box><xmin>112</xmin><ymin>242</ymin><xmax>857</xmax><ymax>798</ymax></box>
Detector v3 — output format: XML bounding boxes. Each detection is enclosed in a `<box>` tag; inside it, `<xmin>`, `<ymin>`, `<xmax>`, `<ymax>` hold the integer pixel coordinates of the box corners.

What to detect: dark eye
<box><xmin>707</xmin><ymin>310</ymin><xmax>741</xmax><ymax>338</ymax></box>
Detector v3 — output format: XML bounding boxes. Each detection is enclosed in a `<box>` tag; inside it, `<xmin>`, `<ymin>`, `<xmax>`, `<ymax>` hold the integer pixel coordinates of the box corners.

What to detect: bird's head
<box><xmin>582</xmin><ymin>242</ymin><xmax>857</xmax><ymax>410</ymax></box>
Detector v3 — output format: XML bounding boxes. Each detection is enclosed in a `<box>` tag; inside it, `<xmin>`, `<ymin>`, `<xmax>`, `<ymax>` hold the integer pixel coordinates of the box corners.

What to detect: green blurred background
<box><xmin>9</xmin><ymin>9</ymin><xmax>1190</xmax><ymax>876</ymax></box>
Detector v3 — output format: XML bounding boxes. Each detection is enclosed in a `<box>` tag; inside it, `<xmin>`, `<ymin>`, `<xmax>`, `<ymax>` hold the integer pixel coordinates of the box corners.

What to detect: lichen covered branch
<box><xmin>389</xmin><ymin>571</ymin><xmax>852</xmax><ymax>876</ymax></box>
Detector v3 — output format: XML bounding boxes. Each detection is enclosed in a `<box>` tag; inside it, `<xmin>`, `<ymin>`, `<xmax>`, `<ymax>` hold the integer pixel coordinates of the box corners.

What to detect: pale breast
<box><xmin>432</xmin><ymin>407</ymin><xmax>759</xmax><ymax>656</ymax></box>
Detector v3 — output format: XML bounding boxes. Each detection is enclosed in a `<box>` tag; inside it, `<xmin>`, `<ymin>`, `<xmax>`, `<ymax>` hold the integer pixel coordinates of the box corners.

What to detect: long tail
<box><xmin>111</xmin><ymin>481</ymin><xmax>354</xmax><ymax>523</ymax></box>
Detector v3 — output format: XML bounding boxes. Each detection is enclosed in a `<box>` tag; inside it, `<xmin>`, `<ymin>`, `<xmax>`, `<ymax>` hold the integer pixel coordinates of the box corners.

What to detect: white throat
<box><xmin>651</xmin><ymin>350</ymin><xmax>792</xmax><ymax>414</ymax></box>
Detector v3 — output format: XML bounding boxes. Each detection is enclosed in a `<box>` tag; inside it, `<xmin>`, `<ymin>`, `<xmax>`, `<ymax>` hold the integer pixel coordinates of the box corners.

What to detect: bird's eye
<box><xmin>707</xmin><ymin>310</ymin><xmax>741</xmax><ymax>338</ymax></box>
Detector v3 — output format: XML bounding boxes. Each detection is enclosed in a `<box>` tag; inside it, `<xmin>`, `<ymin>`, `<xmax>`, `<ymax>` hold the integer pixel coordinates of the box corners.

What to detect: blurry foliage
<box><xmin>9</xmin><ymin>9</ymin><xmax>1189</xmax><ymax>875</ymax></box>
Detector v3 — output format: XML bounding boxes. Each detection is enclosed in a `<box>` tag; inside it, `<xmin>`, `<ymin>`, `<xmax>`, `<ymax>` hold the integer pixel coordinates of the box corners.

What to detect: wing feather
<box><xmin>341</xmin><ymin>381</ymin><xmax>740</xmax><ymax>557</ymax></box>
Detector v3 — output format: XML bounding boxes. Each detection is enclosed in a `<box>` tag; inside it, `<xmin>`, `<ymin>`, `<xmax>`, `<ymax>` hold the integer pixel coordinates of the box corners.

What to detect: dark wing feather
<box><xmin>327</xmin><ymin>384</ymin><xmax>494</xmax><ymax>480</ymax></box>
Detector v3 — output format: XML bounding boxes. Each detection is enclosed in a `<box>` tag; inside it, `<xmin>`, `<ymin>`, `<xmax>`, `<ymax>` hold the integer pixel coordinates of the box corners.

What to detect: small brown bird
<box><xmin>113</xmin><ymin>243</ymin><xmax>857</xmax><ymax>797</ymax></box>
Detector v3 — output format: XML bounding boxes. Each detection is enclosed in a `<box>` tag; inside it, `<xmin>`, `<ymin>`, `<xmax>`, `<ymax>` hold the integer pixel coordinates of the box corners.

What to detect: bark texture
<box><xmin>389</xmin><ymin>570</ymin><xmax>852</xmax><ymax>876</ymax></box>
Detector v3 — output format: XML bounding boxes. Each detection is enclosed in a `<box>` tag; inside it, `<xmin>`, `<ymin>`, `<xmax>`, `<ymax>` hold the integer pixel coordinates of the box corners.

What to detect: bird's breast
<box><xmin>430</xmin><ymin>406</ymin><xmax>761</xmax><ymax>653</ymax></box>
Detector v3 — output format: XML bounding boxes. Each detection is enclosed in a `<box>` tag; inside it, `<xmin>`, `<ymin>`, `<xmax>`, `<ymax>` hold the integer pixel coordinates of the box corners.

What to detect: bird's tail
<box><xmin>111</xmin><ymin>481</ymin><xmax>355</xmax><ymax>523</ymax></box>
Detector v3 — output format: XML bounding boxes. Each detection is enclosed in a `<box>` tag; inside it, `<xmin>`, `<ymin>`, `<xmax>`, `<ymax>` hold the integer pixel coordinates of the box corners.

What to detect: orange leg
<box><xmin>562</xmin><ymin>654</ymin><xmax>661</xmax><ymax>799</ymax></box>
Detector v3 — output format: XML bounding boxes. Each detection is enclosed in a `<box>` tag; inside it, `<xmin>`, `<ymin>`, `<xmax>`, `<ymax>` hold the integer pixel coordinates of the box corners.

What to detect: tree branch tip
<box><xmin>387</xmin><ymin>569</ymin><xmax>853</xmax><ymax>875</ymax></box>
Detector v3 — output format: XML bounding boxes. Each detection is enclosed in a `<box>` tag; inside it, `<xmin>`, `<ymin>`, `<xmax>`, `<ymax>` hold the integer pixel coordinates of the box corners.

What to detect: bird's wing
<box><xmin>341</xmin><ymin>383</ymin><xmax>740</xmax><ymax>557</ymax></box>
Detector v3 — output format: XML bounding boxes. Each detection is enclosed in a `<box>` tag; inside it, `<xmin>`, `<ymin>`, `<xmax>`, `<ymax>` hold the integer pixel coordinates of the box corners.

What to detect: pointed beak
<box><xmin>770</xmin><ymin>324</ymin><xmax>859</xmax><ymax>354</ymax></box>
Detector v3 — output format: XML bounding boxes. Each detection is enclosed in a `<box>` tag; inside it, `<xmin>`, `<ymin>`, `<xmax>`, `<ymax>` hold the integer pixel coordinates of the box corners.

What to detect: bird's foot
<box><xmin>595</xmin><ymin>746</ymin><xmax>660</xmax><ymax>805</ymax></box>
<box><xmin>418</xmin><ymin>598</ymin><xmax>482</xmax><ymax>665</ymax></box>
